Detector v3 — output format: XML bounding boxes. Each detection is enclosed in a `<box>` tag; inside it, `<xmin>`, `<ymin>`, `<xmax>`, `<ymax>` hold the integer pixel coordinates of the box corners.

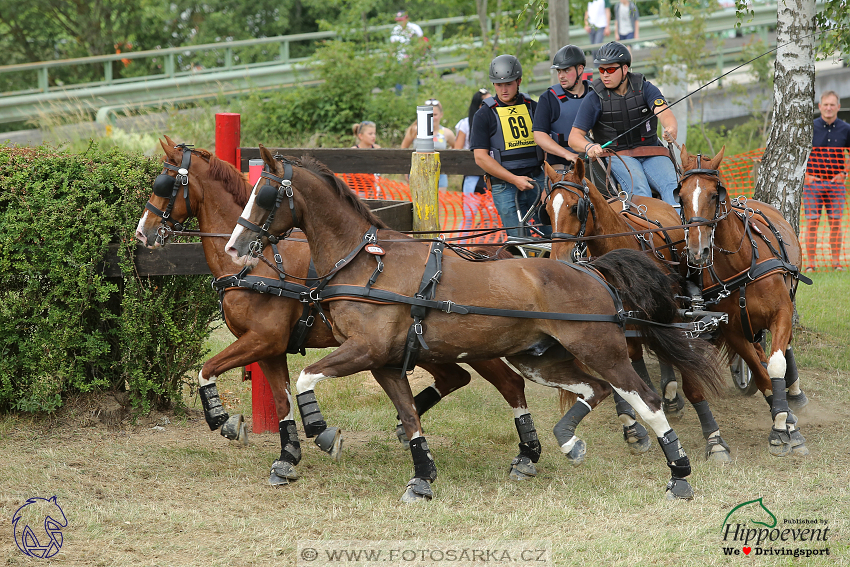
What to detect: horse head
<box><xmin>135</xmin><ymin>135</ymin><xmax>201</xmax><ymax>248</ymax></box>
<box><xmin>676</xmin><ymin>144</ymin><xmax>726</xmax><ymax>266</ymax></box>
<box><xmin>543</xmin><ymin>160</ymin><xmax>596</xmax><ymax>261</ymax></box>
<box><xmin>225</xmin><ymin>144</ymin><xmax>298</xmax><ymax>266</ymax></box>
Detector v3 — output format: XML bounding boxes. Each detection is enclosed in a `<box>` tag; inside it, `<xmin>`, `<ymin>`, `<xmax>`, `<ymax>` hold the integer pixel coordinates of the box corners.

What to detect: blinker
<box><xmin>153</xmin><ymin>173</ymin><xmax>175</xmax><ymax>197</ymax></box>
<box><xmin>256</xmin><ymin>183</ymin><xmax>279</xmax><ymax>211</ymax></box>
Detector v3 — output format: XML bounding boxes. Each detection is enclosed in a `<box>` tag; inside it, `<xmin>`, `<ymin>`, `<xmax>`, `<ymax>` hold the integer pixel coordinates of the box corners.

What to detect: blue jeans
<box><xmin>609</xmin><ymin>154</ymin><xmax>678</xmax><ymax>206</ymax></box>
<box><xmin>491</xmin><ymin>170</ymin><xmax>546</xmax><ymax>237</ymax></box>
<box><xmin>589</xmin><ymin>27</ymin><xmax>605</xmax><ymax>44</ymax></box>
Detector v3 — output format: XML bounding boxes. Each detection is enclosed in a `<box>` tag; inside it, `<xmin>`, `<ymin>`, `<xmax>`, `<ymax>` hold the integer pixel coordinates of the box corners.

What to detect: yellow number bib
<box><xmin>495</xmin><ymin>105</ymin><xmax>535</xmax><ymax>150</ymax></box>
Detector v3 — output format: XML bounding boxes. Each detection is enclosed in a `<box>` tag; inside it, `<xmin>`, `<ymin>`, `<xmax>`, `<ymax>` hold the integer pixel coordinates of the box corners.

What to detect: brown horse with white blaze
<box><xmin>543</xmin><ymin>159</ymin><xmax>733</xmax><ymax>463</ymax></box>
<box><xmin>225</xmin><ymin>144</ymin><xmax>724</xmax><ymax>501</ymax></box>
<box><xmin>135</xmin><ymin>137</ymin><xmax>538</xmax><ymax>487</ymax></box>
<box><xmin>675</xmin><ymin>145</ymin><xmax>811</xmax><ymax>457</ymax></box>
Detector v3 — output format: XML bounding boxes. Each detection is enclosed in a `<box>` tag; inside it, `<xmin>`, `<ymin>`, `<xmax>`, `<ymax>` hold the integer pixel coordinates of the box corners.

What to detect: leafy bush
<box><xmin>0</xmin><ymin>144</ymin><xmax>219</xmax><ymax>413</ymax></box>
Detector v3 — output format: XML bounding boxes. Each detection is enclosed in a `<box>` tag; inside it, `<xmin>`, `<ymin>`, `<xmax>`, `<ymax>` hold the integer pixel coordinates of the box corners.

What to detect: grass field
<box><xmin>1</xmin><ymin>273</ymin><xmax>848</xmax><ymax>566</ymax></box>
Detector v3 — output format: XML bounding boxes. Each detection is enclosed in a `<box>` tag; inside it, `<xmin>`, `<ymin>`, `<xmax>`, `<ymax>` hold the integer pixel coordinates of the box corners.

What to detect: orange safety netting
<box><xmin>338</xmin><ymin>174</ymin><xmax>508</xmax><ymax>244</ymax></box>
<box><xmin>719</xmin><ymin>147</ymin><xmax>850</xmax><ymax>271</ymax></box>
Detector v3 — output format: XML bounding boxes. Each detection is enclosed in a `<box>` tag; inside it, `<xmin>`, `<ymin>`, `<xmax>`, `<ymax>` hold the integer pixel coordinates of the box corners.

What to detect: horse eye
<box><xmin>570</xmin><ymin>205</ymin><xmax>578</xmax><ymax>214</ymax></box>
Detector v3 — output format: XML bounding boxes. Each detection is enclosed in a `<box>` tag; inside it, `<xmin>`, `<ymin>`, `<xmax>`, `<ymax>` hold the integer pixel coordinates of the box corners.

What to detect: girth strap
<box><xmin>400</xmin><ymin>239</ymin><xmax>446</xmax><ymax>376</ymax></box>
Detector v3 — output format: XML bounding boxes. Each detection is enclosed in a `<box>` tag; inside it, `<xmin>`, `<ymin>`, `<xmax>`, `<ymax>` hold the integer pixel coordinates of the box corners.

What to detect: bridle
<box><xmin>236</xmin><ymin>158</ymin><xmax>297</xmax><ymax>258</ymax></box>
<box><xmin>545</xmin><ymin>168</ymin><xmax>596</xmax><ymax>262</ymax></box>
<box><xmin>673</xmin><ymin>154</ymin><xmax>728</xmax><ymax>268</ymax></box>
<box><xmin>147</xmin><ymin>144</ymin><xmax>195</xmax><ymax>244</ymax></box>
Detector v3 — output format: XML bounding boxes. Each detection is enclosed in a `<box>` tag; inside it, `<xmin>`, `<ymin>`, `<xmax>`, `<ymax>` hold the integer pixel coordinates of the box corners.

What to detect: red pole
<box><xmin>215</xmin><ymin>113</ymin><xmax>241</xmax><ymax>167</ymax></box>
<box><xmin>246</xmin><ymin>363</ymin><xmax>279</xmax><ymax>434</ymax></box>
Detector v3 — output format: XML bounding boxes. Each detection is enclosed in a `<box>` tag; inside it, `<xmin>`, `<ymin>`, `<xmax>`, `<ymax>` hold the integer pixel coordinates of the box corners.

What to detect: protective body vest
<box><xmin>547</xmin><ymin>82</ymin><xmax>588</xmax><ymax>148</ymax></box>
<box><xmin>590</xmin><ymin>73</ymin><xmax>659</xmax><ymax>149</ymax></box>
<box><xmin>484</xmin><ymin>94</ymin><xmax>543</xmax><ymax>170</ymax></box>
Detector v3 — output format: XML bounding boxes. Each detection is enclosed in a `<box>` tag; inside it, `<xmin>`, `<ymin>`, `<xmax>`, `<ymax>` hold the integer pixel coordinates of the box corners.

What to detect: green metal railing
<box><xmin>0</xmin><ymin>5</ymin><xmax>783</xmax><ymax>125</ymax></box>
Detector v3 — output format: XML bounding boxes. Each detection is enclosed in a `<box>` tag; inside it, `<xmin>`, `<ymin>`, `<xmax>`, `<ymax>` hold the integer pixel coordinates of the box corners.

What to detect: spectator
<box><xmin>584</xmin><ymin>0</ymin><xmax>611</xmax><ymax>45</ymax></box>
<box><xmin>803</xmin><ymin>90</ymin><xmax>850</xmax><ymax>272</ymax></box>
<box><xmin>613</xmin><ymin>0</ymin><xmax>639</xmax><ymax>43</ymax></box>
<box><xmin>470</xmin><ymin>55</ymin><xmax>546</xmax><ymax>238</ymax></box>
<box><xmin>351</xmin><ymin>121</ymin><xmax>381</xmax><ymax>148</ymax></box>
<box><xmin>455</xmin><ymin>88</ymin><xmax>493</xmax><ymax>238</ymax></box>
<box><xmin>389</xmin><ymin>11</ymin><xmax>423</xmax><ymax>61</ymax></box>
<box><xmin>401</xmin><ymin>99</ymin><xmax>456</xmax><ymax>189</ymax></box>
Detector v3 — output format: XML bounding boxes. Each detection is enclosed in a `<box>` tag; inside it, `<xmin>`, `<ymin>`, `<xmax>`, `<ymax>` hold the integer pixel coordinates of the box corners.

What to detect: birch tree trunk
<box><xmin>751</xmin><ymin>0</ymin><xmax>816</xmax><ymax>234</ymax></box>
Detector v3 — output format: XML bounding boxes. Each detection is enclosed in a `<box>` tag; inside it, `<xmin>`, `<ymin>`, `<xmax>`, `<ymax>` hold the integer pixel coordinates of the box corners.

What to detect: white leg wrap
<box><xmin>198</xmin><ymin>369</ymin><xmax>214</xmax><ymax>387</ymax></box>
<box><xmin>559</xmin><ymin>435</ymin><xmax>579</xmax><ymax>454</ymax></box>
<box><xmin>296</xmin><ymin>370</ymin><xmax>327</xmax><ymax>394</ymax></box>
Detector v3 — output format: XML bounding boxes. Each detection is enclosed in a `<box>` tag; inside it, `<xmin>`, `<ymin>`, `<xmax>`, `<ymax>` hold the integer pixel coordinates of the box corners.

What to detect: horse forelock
<box><xmin>297</xmin><ymin>155</ymin><xmax>387</xmax><ymax>229</ymax></box>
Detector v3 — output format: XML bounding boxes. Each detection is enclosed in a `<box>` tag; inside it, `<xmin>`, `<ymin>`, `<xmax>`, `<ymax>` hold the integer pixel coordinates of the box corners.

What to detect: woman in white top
<box><xmin>401</xmin><ymin>99</ymin><xmax>456</xmax><ymax>188</ymax></box>
<box><xmin>454</xmin><ymin>88</ymin><xmax>492</xmax><ymax>239</ymax></box>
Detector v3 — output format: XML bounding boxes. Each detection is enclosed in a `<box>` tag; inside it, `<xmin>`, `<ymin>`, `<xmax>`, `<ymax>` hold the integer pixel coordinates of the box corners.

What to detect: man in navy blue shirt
<box><xmin>532</xmin><ymin>45</ymin><xmax>589</xmax><ymax>168</ymax></box>
<box><xmin>470</xmin><ymin>54</ymin><xmax>545</xmax><ymax>237</ymax></box>
<box><xmin>803</xmin><ymin>90</ymin><xmax>850</xmax><ymax>271</ymax></box>
<box><xmin>567</xmin><ymin>41</ymin><xmax>679</xmax><ymax>205</ymax></box>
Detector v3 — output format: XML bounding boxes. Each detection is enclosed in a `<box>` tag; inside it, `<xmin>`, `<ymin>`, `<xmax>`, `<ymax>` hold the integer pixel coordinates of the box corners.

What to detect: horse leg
<box><xmin>396</xmin><ymin>363</ymin><xmax>473</xmax><ymax>445</ymax></box>
<box><xmin>468</xmin><ymin>359</ymin><xmax>540</xmax><ymax>481</ymax></box>
<box><xmin>762</xmin><ymin>319</ymin><xmax>809</xmax><ymax>458</ymax></box>
<box><xmin>680</xmin><ymin>377</ymin><xmax>731</xmax><ymax>464</ymax></box>
<box><xmin>659</xmin><ymin>362</ymin><xmax>686</xmax><ymax>419</ymax></box>
<box><xmin>256</xmin><ymin>355</ymin><xmax>303</xmax><ymax>486</ymax></box>
<box><xmin>614</xmin><ymin>343</ymin><xmax>654</xmax><ymax>454</ymax></box>
<box><xmin>784</xmin><ymin>345</ymin><xmax>809</xmax><ymax>411</ymax></box>
<box><xmin>370</xmin><ymin>367</ymin><xmax>436</xmax><ymax>503</ymax></box>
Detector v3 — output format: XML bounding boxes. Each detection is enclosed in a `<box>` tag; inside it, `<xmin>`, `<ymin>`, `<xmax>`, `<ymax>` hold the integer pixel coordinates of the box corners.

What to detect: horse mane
<box><xmin>296</xmin><ymin>155</ymin><xmax>388</xmax><ymax>229</ymax></box>
<box><xmin>186</xmin><ymin>148</ymin><xmax>251</xmax><ymax>207</ymax></box>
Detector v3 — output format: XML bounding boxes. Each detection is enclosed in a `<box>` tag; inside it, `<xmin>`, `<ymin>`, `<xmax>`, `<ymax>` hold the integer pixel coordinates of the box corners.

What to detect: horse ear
<box><xmin>709</xmin><ymin>145</ymin><xmax>726</xmax><ymax>170</ymax></box>
<box><xmin>543</xmin><ymin>160</ymin><xmax>556</xmax><ymax>181</ymax></box>
<box><xmin>574</xmin><ymin>157</ymin><xmax>585</xmax><ymax>180</ymax></box>
<box><xmin>680</xmin><ymin>144</ymin><xmax>691</xmax><ymax>168</ymax></box>
<box><xmin>259</xmin><ymin>144</ymin><xmax>276</xmax><ymax>170</ymax></box>
<box><xmin>160</xmin><ymin>138</ymin><xmax>179</xmax><ymax>163</ymax></box>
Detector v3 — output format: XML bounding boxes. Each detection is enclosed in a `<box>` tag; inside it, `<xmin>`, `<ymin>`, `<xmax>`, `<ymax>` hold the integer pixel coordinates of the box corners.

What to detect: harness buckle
<box><xmin>365</xmin><ymin>231</ymin><xmax>377</xmax><ymax>244</ymax></box>
<box><xmin>335</xmin><ymin>258</ymin><xmax>346</xmax><ymax>268</ymax></box>
<box><xmin>304</xmin><ymin>315</ymin><xmax>315</xmax><ymax>328</ymax></box>
<box><xmin>274</xmin><ymin>253</ymin><xmax>283</xmax><ymax>265</ymax></box>
<box><xmin>414</xmin><ymin>323</ymin><xmax>423</xmax><ymax>335</ymax></box>
<box><xmin>430</xmin><ymin>270</ymin><xmax>442</xmax><ymax>283</ymax></box>
<box><xmin>284</xmin><ymin>186</ymin><xmax>294</xmax><ymax>198</ymax></box>
<box><xmin>443</xmin><ymin>300</ymin><xmax>456</xmax><ymax>314</ymax></box>
<box><xmin>309</xmin><ymin>289</ymin><xmax>322</xmax><ymax>302</ymax></box>
<box><xmin>299</xmin><ymin>291</ymin><xmax>311</xmax><ymax>303</ymax></box>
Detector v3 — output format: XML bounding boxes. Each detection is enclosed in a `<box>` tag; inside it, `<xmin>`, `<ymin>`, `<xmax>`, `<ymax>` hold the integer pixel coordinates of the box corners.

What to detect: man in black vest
<box><xmin>533</xmin><ymin>45</ymin><xmax>589</xmax><ymax>168</ymax></box>
<box><xmin>470</xmin><ymin>54</ymin><xmax>545</xmax><ymax>237</ymax></box>
<box><xmin>567</xmin><ymin>41</ymin><xmax>679</xmax><ymax>205</ymax></box>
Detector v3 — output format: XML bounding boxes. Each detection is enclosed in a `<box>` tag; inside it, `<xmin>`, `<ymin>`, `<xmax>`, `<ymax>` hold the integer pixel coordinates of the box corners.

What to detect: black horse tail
<box><xmin>589</xmin><ymin>249</ymin><xmax>725</xmax><ymax>400</ymax></box>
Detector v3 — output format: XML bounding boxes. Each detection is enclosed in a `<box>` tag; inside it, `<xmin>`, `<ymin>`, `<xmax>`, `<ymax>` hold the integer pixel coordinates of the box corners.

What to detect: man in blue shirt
<box><xmin>470</xmin><ymin>54</ymin><xmax>545</xmax><ymax>237</ymax></box>
<box><xmin>532</xmin><ymin>45</ymin><xmax>589</xmax><ymax>168</ymax></box>
<box><xmin>803</xmin><ymin>90</ymin><xmax>850</xmax><ymax>271</ymax></box>
<box><xmin>567</xmin><ymin>41</ymin><xmax>679</xmax><ymax>205</ymax></box>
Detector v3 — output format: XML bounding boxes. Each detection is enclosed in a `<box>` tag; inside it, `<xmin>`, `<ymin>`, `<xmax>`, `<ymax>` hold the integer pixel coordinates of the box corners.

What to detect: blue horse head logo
<box><xmin>12</xmin><ymin>496</ymin><xmax>68</xmax><ymax>559</ymax></box>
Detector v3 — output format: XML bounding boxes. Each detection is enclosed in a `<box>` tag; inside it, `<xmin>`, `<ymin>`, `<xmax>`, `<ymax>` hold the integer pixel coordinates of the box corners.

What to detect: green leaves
<box><xmin>0</xmin><ymin>144</ymin><xmax>219</xmax><ymax>414</ymax></box>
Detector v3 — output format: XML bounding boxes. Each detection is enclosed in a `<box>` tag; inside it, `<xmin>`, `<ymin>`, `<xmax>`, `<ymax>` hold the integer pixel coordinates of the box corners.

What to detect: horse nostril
<box><xmin>134</xmin><ymin>229</ymin><xmax>147</xmax><ymax>246</ymax></box>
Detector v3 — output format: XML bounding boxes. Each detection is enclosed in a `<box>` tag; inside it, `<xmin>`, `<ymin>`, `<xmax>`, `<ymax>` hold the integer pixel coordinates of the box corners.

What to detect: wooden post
<box><xmin>409</xmin><ymin>105</ymin><xmax>440</xmax><ymax>234</ymax></box>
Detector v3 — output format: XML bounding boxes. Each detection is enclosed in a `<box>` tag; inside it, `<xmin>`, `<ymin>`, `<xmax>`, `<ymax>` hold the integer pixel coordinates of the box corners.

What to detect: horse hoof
<box><xmin>768</xmin><ymin>427</ymin><xmax>792</xmax><ymax>457</ymax></box>
<box><xmin>663</xmin><ymin>394</ymin><xmax>685</xmax><ymax>420</ymax></box>
<box><xmin>269</xmin><ymin>460</ymin><xmax>299</xmax><ymax>486</ymax></box>
<box><xmin>665</xmin><ymin>478</ymin><xmax>694</xmax><ymax>501</ymax></box>
<box><xmin>788</xmin><ymin>391</ymin><xmax>809</xmax><ymax>411</ymax></box>
<box><xmin>565</xmin><ymin>439</ymin><xmax>587</xmax><ymax>465</ymax></box>
<box><xmin>220</xmin><ymin>414</ymin><xmax>247</xmax><ymax>444</ymax></box>
<box><xmin>704</xmin><ymin>435</ymin><xmax>731</xmax><ymax>463</ymax></box>
<box><xmin>395</xmin><ymin>424</ymin><xmax>410</xmax><ymax>448</ymax></box>
<box><xmin>706</xmin><ymin>448</ymin><xmax>732</xmax><ymax>463</ymax></box>
<box><xmin>314</xmin><ymin>427</ymin><xmax>343</xmax><ymax>460</ymax></box>
<box><xmin>509</xmin><ymin>455</ymin><xmax>537</xmax><ymax>480</ymax></box>
<box><xmin>623</xmin><ymin>422</ymin><xmax>651</xmax><ymax>454</ymax></box>
<box><xmin>400</xmin><ymin>478</ymin><xmax>433</xmax><ymax>503</ymax></box>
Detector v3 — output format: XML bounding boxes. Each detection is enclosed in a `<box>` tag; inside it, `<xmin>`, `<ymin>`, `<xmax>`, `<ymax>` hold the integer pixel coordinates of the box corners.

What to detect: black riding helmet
<box><xmin>489</xmin><ymin>54</ymin><xmax>522</xmax><ymax>82</ymax></box>
<box><xmin>593</xmin><ymin>41</ymin><xmax>631</xmax><ymax>67</ymax></box>
<box><xmin>551</xmin><ymin>45</ymin><xmax>586</xmax><ymax>70</ymax></box>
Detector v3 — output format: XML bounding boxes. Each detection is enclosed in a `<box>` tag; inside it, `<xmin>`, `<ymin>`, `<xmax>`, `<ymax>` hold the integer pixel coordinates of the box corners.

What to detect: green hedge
<box><xmin>0</xmin><ymin>144</ymin><xmax>219</xmax><ymax>413</ymax></box>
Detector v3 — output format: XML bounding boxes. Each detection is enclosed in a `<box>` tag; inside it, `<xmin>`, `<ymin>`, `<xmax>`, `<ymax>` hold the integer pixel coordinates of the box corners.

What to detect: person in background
<box><xmin>389</xmin><ymin>11</ymin><xmax>423</xmax><ymax>60</ymax></box>
<box><xmin>532</xmin><ymin>45</ymin><xmax>589</xmax><ymax>168</ymax></box>
<box><xmin>470</xmin><ymin>54</ymin><xmax>546</xmax><ymax>237</ymax></box>
<box><xmin>803</xmin><ymin>90</ymin><xmax>850</xmax><ymax>272</ymax></box>
<box><xmin>402</xmin><ymin>99</ymin><xmax>456</xmax><ymax>189</ymax></box>
<box><xmin>584</xmin><ymin>0</ymin><xmax>610</xmax><ymax>45</ymax></box>
<box><xmin>455</xmin><ymin>88</ymin><xmax>493</xmax><ymax>239</ymax></box>
<box><xmin>613</xmin><ymin>0</ymin><xmax>639</xmax><ymax>43</ymax></box>
<box><xmin>351</xmin><ymin>121</ymin><xmax>381</xmax><ymax>148</ymax></box>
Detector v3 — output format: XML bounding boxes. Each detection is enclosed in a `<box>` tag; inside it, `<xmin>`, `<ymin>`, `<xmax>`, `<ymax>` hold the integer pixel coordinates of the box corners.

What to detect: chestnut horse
<box><xmin>543</xmin><ymin>159</ymin><xmax>735</xmax><ymax>463</ymax></box>
<box><xmin>225</xmin><ymin>145</ymin><xmax>724</xmax><ymax>502</ymax></box>
<box><xmin>135</xmin><ymin>137</ymin><xmax>539</xmax><ymax>486</ymax></box>
<box><xmin>675</xmin><ymin>145</ymin><xmax>811</xmax><ymax>457</ymax></box>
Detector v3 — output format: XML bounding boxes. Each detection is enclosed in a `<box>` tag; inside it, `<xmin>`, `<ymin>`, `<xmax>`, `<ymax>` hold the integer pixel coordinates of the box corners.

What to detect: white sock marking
<box><xmin>613</xmin><ymin>386</ymin><xmax>671</xmax><ymax>437</ymax></box>
<box><xmin>283</xmin><ymin>388</ymin><xmax>295</xmax><ymax>421</ymax></box>
<box><xmin>767</xmin><ymin>350</ymin><xmax>787</xmax><ymax>380</ymax></box>
<box><xmin>296</xmin><ymin>370</ymin><xmax>327</xmax><ymax>394</ymax></box>
<box><xmin>513</xmin><ymin>407</ymin><xmax>530</xmax><ymax>419</ymax></box>
<box><xmin>198</xmin><ymin>369</ymin><xmax>214</xmax><ymax>387</ymax></box>
<box><xmin>559</xmin><ymin>435</ymin><xmax>578</xmax><ymax>454</ymax></box>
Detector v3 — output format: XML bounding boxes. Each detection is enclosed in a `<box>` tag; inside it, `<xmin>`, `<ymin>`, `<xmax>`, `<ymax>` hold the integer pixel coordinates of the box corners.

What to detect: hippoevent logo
<box><xmin>720</xmin><ymin>498</ymin><xmax>830</xmax><ymax>558</ymax></box>
<box><xmin>12</xmin><ymin>496</ymin><xmax>68</xmax><ymax>559</ymax></box>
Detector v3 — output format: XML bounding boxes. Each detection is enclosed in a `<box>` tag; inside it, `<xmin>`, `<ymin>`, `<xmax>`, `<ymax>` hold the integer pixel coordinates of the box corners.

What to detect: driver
<box><xmin>567</xmin><ymin>41</ymin><xmax>679</xmax><ymax>206</ymax></box>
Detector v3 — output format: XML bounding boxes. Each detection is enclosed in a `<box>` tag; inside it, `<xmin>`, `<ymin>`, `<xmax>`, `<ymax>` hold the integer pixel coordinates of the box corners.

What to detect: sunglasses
<box><xmin>478</xmin><ymin>88</ymin><xmax>490</xmax><ymax>95</ymax></box>
<box><xmin>424</xmin><ymin>99</ymin><xmax>441</xmax><ymax>106</ymax></box>
<box><xmin>598</xmin><ymin>65</ymin><xmax>623</xmax><ymax>75</ymax></box>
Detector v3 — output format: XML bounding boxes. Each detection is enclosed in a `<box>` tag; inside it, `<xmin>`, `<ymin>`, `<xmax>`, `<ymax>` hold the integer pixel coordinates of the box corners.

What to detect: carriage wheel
<box><xmin>729</xmin><ymin>355</ymin><xmax>758</xmax><ymax>395</ymax></box>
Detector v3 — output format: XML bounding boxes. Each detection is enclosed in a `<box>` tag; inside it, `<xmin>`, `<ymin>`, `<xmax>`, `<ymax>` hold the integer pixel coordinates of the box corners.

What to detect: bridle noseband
<box><xmin>546</xmin><ymin>169</ymin><xmax>596</xmax><ymax>262</ymax></box>
<box><xmin>673</xmin><ymin>154</ymin><xmax>728</xmax><ymax>267</ymax></box>
<box><xmin>236</xmin><ymin>160</ymin><xmax>297</xmax><ymax>257</ymax></box>
<box><xmin>147</xmin><ymin>144</ymin><xmax>195</xmax><ymax>244</ymax></box>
